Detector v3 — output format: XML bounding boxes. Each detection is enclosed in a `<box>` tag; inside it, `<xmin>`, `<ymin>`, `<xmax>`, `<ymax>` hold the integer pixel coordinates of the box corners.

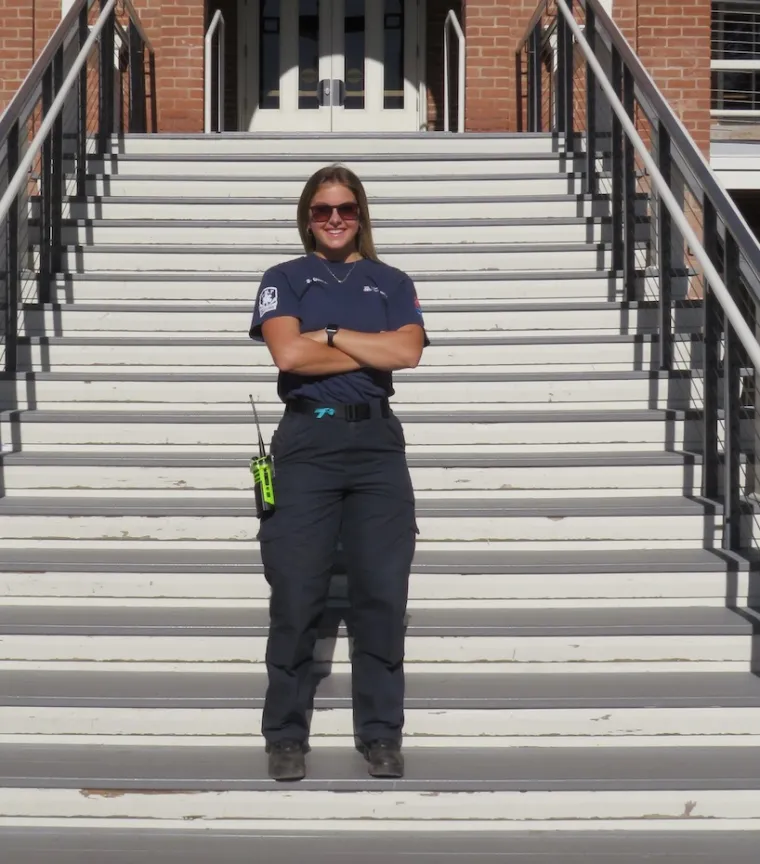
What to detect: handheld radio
<box><xmin>248</xmin><ymin>394</ymin><xmax>275</xmax><ymax>518</ymax></box>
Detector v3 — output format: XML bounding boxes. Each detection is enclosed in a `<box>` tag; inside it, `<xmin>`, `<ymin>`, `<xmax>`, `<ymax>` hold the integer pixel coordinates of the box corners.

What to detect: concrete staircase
<box><xmin>1</xmin><ymin>133</ymin><xmax>759</xmax><ymax>856</ymax></box>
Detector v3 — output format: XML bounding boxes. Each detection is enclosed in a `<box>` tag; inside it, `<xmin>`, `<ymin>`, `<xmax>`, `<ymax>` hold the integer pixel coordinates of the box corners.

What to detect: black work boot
<box><xmin>362</xmin><ymin>739</ymin><xmax>404</xmax><ymax>778</ymax></box>
<box><xmin>267</xmin><ymin>740</ymin><xmax>306</xmax><ymax>782</ymax></box>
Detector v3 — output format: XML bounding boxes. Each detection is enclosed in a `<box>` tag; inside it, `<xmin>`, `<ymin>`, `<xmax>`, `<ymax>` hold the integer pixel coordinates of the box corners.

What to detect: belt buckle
<box><xmin>345</xmin><ymin>403</ymin><xmax>367</xmax><ymax>422</ymax></box>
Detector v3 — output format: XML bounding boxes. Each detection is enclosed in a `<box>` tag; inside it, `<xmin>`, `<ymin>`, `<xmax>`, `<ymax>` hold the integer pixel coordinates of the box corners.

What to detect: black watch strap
<box><xmin>326</xmin><ymin>324</ymin><xmax>339</xmax><ymax>347</ymax></box>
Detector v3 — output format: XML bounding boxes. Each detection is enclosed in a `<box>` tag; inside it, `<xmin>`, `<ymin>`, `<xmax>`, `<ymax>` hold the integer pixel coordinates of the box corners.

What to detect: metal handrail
<box><xmin>552</xmin><ymin>0</ymin><xmax>760</xmax><ymax>370</ymax></box>
<box><xmin>0</xmin><ymin>0</ymin><xmax>151</xmax><ymax>142</ymax></box>
<box><xmin>443</xmin><ymin>10</ymin><xmax>465</xmax><ymax>133</ymax></box>
<box><xmin>204</xmin><ymin>10</ymin><xmax>226</xmax><ymax>134</ymax></box>
<box><xmin>0</xmin><ymin>0</ymin><xmax>122</xmax><ymax>227</ymax></box>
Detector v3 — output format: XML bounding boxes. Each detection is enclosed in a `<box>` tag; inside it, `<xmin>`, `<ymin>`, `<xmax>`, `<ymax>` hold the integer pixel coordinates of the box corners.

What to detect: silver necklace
<box><xmin>318</xmin><ymin>256</ymin><xmax>360</xmax><ymax>284</ymax></box>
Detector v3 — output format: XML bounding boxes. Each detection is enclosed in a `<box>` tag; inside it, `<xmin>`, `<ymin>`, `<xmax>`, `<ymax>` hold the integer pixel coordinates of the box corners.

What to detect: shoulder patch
<box><xmin>259</xmin><ymin>286</ymin><xmax>278</xmax><ymax>316</ymax></box>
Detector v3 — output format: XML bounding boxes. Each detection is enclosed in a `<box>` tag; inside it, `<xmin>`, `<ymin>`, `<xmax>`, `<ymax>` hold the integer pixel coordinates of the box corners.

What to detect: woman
<box><xmin>249</xmin><ymin>164</ymin><xmax>427</xmax><ymax>783</ymax></box>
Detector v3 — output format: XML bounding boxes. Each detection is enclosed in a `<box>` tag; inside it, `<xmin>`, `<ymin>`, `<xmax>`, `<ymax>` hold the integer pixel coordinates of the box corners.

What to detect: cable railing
<box><xmin>204</xmin><ymin>9</ymin><xmax>226</xmax><ymax>134</ymax></box>
<box><xmin>443</xmin><ymin>9</ymin><xmax>465</xmax><ymax>133</ymax></box>
<box><xmin>517</xmin><ymin>0</ymin><xmax>760</xmax><ymax>556</ymax></box>
<box><xmin>0</xmin><ymin>0</ymin><xmax>156</xmax><ymax>376</ymax></box>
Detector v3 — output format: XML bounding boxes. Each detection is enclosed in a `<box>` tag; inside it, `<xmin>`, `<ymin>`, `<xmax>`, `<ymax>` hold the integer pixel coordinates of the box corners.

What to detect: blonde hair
<box><xmin>297</xmin><ymin>164</ymin><xmax>379</xmax><ymax>261</ymax></box>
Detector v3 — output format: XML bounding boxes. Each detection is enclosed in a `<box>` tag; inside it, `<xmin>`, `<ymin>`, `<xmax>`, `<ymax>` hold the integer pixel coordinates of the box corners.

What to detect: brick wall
<box><xmin>0</xmin><ymin>0</ymin><xmax>59</xmax><ymax>116</ymax></box>
<box><xmin>0</xmin><ymin>0</ymin><xmax>204</xmax><ymax>133</ymax></box>
<box><xmin>611</xmin><ymin>0</ymin><xmax>712</xmax><ymax>153</ymax></box>
<box><xmin>459</xmin><ymin>0</ymin><xmax>711</xmax><ymax>148</ymax></box>
<box><xmin>463</xmin><ymin>0</ymin><xmax>537</xmax><ymax>132</ymax></box>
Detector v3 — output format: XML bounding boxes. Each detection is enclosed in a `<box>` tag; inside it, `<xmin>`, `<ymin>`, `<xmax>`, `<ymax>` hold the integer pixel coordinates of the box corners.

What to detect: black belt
<box><xmin>285</xmin><ymin>397</ymin><xmax>390</xmax><ymax>422</ymax></box>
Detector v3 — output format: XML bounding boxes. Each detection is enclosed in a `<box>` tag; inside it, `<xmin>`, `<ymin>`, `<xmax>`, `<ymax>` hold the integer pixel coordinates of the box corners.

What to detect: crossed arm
<box><xmin>261</xmin><ymin>316</ymin><xmax>424</xmax><ymax>375</ymax></box>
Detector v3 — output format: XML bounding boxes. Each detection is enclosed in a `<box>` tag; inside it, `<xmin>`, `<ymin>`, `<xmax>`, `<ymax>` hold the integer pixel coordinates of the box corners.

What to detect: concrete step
<box><xmin>54</xmin><ymin>242</ymin><xmax>621</xmax><ymax>272</ymax></box>
<box><xmin>0</xmin><ymin>494</ymin><xmax>728</xmax><ymax>550</ymax></box>
<box><xmin>0</xmin><ymin>547</ymin><xmax>748</xmax><ymax>607</ymax></box>
<box><xmin>1</xmin><ymin>669</ymin><xmax>758</xmax><ymax>742</ymax></box>
<box><xmin>4</xmin><ymin>828</ymin><xmax>760</xmax><ymax>864</ymax></box>
<box><xmin>19</xmin><ymin>301</ymin><xmax>702</xmax><ymax>334</ymax></box>
<box><xmin>0</xmin><ymin>370</ymin><xmax>704</xmax><ymax>411</ymax></box>
<box><xmin>46</xmin><ymin>270</ymin><xmax>633</xmax><ymax>303</ymax></box>
<box><xmin>0</xmin><ymin>744</ymin><xmax>757</xmax><ymax>828</ymax></box>
<box><xmin>0</xmin><ymin>450</ymin><xmax>705</xmax><ymax>496</ymax></box>
<box><xmin>0</xmin><ymin>605</ymin><xmax>749</xmax><ymax>667</ymax></box>
<box><xmin>105</xmin><ymin>132</ymin><xmax>569</xmax><ymax>155</ymax></box>
<box><xmin>49</xmin><ymin>217</ymin><xmax>631</xmax><ymax>247</ymax></box>
<box><xmin>78</xmin><ymin>153</ymin><xmax>585</xmax><ymax>178</ymax></box>
<box><xmin>78</xmin><ymin>174</ymin><xmax>592</xmax><ymax>198</ymax></box>
<box><xmin>15</xmin><ymin>333</ymin><xmax>701</xmax><ymax>372</ymax></box>
<box><xmin>0</xmin><ymin>407</ymin><xmax>721</xmax><ymax>452</ymax></box>
<box><xmin>58</xmin><ymin>193</ymin><xmax>614</xmax><ymax>221</ymax></box>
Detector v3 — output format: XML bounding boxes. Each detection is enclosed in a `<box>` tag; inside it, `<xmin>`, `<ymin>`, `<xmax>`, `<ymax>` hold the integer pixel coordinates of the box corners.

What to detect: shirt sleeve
<box><xmin>249</xmin><ymin>267</ymin><xmax>301</xmax><ymax>342</ymax></box>
<box><xmin>387</xmin><ymin>274</ymin><xmax>430</xmax><ymax>346</ymax></box>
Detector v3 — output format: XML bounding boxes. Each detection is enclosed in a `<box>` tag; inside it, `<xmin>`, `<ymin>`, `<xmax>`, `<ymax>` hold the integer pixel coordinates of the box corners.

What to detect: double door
<box><xmin>243</xmin><ymin>0</ymin><xmax>421</xmax><ymax>131</ymax></box>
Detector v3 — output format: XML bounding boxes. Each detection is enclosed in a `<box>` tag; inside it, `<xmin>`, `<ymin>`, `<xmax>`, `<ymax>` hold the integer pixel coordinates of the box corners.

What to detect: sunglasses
<box><xmin>309</xmin><ymin>202</ymin><xmax>360</xmax><ymax>224</ymax></box>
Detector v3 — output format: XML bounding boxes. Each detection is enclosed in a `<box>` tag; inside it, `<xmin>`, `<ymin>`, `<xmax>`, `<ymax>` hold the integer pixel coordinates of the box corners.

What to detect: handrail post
<box><xmin>556</xmin><ymin>6</ymin><xmax>566</xmax><ymax>136</ymax></box>
<box><xmin>563</xmin><ymin>0</ymin><xmax>574</xmax><ymax>150</ymax></box>
<box><xmin>443</xmin><ymin>11</ymin><xmax>465</xmax><ymax>133</ymax></box>
<box><xmin>99</xmin><ymin>0</ymin><xmax>115</xmax><ymax>153</ymax></box>
<box><xmin>219</xmin><ymin>16</ymin><xmax>226</xmax><ymax>133</ymax></box>
<box><xmin>585</xmin><ymin>4</ymin><xmax>596</xmax><ymax>194</ymax></box>
<box><xmin>5</xmin><ymin>121</ymin><xmax>20</xmax><ymax>374</ymax></box>
<box><xmin>657</xmin><ymin>120</ymin><xmax>673</xmax><ymax>371</ymax></box>
<box><xmin>722</xmin><ymin>231</ymin><xmax>743</xmax><ymax>550</ymax></box>
<box><xmin>51</xmin><ymin>45</ymin><xmax>64</xmax><ymax>278</ymax></box>
<box><xmin>529</xmin><ymin>24</ymin><xmax>542</xmax><ymax>132</ymax></box>
<box><xmin>77</xmin><ymin>5</ymin><xmax>89</xmax><ymax>198</ymax></box>
<box><xmin>622</xmin><ymin>66</ymin><xmax>636</xmax><ymax>301</ymax></box>
<box><xmin>40</xmin><ymin>63</ymin><xmax>54</xmax><ymax>304</ymax></box>
<box><xmin>702</xmin><ymin>198</ymin><xmax>720</xmax><ymax>501</ymax></box>
<box><xmin>205</xmin><ymin>11</ymin><xmax>226</xmax><ymax>133</ymax></box>
<box><xmin>610</xmin><ymin>46</ymin><xmax>623</xmax><ymax>275</ymax></box>
<box><xmin>129</xmin><ymin>22</ymin><xmax>147</xmax><ymax>133</ymax></box>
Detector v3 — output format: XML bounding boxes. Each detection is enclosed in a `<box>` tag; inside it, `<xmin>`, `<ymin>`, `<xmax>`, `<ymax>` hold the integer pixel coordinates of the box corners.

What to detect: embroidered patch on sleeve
<box><xmin>258</xmin><ymin>286</ymin><xmax>278</xmax><ymax>316</ymax></box>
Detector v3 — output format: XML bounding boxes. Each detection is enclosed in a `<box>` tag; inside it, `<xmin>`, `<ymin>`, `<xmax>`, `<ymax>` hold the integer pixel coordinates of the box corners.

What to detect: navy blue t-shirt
<box><xmin>249</xmin><ymin>254</ymin><xmax>428</xmax><ymax>404</ymax></box>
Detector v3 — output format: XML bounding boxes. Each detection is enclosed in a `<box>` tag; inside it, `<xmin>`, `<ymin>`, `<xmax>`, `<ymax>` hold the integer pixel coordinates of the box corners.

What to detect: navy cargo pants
<box><xmin>257</xmin><ymin>399</ymin><xmax>417</xmax><ymax>747</ymax></box>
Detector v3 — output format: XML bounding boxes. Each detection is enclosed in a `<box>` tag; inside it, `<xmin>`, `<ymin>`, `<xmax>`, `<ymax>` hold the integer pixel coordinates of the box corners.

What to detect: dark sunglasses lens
<box><xmin>310</xmin><ymin>205</ymin><xmax>332</xmax><ymax>223</ymax></box>
<box><xmin>337</xmin><ymin>204</ymin><xmax>359</xmax><ymax>221</ymax></box>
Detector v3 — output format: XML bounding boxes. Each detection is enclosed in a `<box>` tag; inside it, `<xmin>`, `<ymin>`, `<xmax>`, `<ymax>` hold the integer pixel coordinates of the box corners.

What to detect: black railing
<box><xmin>0</xmin><ymin>0</ymin><xmax>156</xmax><ymax>375</ymax></box>
<box><xmin>517</xmin><ymin>0</ymin><xmax>760</xmax><ymax>556</ymax></box>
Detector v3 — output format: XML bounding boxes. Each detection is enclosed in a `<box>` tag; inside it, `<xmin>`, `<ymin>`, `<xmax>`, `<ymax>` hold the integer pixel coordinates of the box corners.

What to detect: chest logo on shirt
<box><xmin>363</xmin><ymin>285</ymin><xmax>387</xmax><ymax>299</ymax></box>
<box><xmin>305</xmin><ymin>277</ymin><xmax>328</xmax><ymax>286</ymax></box>
<box><xmin>259</xmin><ymin>286</ymin><xmax>278</xmax><ymax>315</ymax></box>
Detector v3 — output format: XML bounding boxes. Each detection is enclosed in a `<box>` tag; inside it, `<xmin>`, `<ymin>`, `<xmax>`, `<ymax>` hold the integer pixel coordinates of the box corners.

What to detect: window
<box><xmin>712</xmin><ymin>1</ymin><xmax>760</xmax><ymax>115</ymax></box>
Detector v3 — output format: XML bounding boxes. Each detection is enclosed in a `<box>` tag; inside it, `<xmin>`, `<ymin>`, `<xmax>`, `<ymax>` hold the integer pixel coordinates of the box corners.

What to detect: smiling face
<box><xmin>308</xmin><ymin>182</ymin><xmax>362</xmax><ymax>262</ymax></box>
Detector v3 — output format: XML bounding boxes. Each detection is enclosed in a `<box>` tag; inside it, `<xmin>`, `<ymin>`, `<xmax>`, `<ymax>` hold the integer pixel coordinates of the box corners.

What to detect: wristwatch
<box><xmin>325</xmin><ymin>324</ymin><xmax>339</xmax><ymax>347</ymax></box>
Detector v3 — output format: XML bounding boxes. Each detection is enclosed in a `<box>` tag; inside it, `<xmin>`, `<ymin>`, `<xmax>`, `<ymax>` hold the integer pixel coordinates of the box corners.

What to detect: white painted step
<box><xmin>0</xmin><ymin>549</ymin><xmax>747</xmax><ymax>606</ymax></box>
<box><xmin>53</xmin><ymin>219</ymin><xmax>616</xmax><ymax>247</ymax></box>
<box><xmin>79</xmin><ymin>176</ymin><xmax>590</xmax><ymax>198</ymax></box>
<box><xmin>3</xmin><ymin>829</ymin><xmax>760</xmax><ymax>862</ymax></box>
<box><xmin>3</xmin><ymin>373</ymin><xmax>701</xmax><ymax>410</ymax></box>
<box><xmin>21</xmin><ymin>303</ymin><xmax>698</xmax><ymax>333</ymax></box>
<box><xmin>0</xmin><ymin>454</ymin><xmax>703</xmax><ymax>496</ymax></box>
<box><xmin>55</xmin><ymin>244</ymin><xmax>617</xmax><ymax>273</ymax></box>
<box><xmin>0</xmin><ymin>409</ymin><xmax>711</xmax><ymax>451</ymax></box>
<box><xmin>16</xmin><ymin>336</ymin><xmax>697</xmax><ymax>371</ymax></box>
<box><xmin>81</xmin><ymin>156</ymin><xmax>578</xmax><ymax>178</ymax></box>
<box><xmin>106</xmin><ymin>133</ymin><xmax>567</xmax><ymax>156</ymax></box>
<box><xmin>60</xmin><ymin>196</ymin><xmax>610</xmax><ymax>221</ymax></box>
<box><xmin>0</xmin><ymin>629</ymin><xmax>744</xmax><ymax>666</ymax></box>
<box><xmin>0</xmin><ymin>495</ymin><xmax>724</xmax><ymax>550</ymax></box>
<box><xmin>47</xmin><ymin>273</ymin><xmax>628</xmax><ymax>303</ymax></box>
<box><xmin>2</xmin><ymin>704</ymin><xmax>758</xmax><ymax>740</ymax></box>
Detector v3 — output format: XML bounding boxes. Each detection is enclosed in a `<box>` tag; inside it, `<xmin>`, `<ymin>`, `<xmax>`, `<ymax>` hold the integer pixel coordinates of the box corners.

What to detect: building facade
<box><xmin>0</xmin><ymin>0</ymin><xmax>756</xmax><ymax>160</ymax></box>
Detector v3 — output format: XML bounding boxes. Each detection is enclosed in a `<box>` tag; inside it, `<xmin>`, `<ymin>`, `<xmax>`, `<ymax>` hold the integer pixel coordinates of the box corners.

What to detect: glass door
<box><xmin>243</xmin><ymin>0</ymin><xmax>420</xmax><ymax>132</ymax></box>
